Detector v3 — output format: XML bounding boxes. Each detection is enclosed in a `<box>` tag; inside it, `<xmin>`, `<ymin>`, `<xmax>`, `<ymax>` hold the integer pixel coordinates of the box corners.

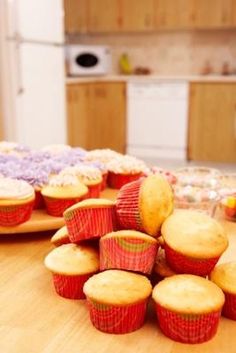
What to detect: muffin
<box><xmin>107</xmin><ymin>156</ymin><xmax>148</xmax><ymax>189</ymax></box>
<box><xmin>83</xmin><ymin>269</ymin><xmax>152</xmax><ymax>333</ymax></box>
<box><xmin>44</xmin><ymin>243</ymin><xmax>99</xmax><ymax>299</ymax></box>
<box><xmin>152</xmin><ymin>274</ymin><xmax>225</xmax><ymax>343</ymax></box>
<box><xmin>60</xmin><ymin>165</ymin><xmax>102</xmax><ymax>198</ymax></box>
<box><xmin>116</xmin><ymin>175</ymin><xmax>174</xmax><ymax>237</ymax></box>
<box><xmin>210</xmin><ymin>262</ymin><xmax>236</xmax><ymax>320</ymax></box>
<box><xmin>51</xmin><ymin>226</ymin><xmax>70</xmax><ymax>247</ymax></box>
<box><xmin>0</xmin><ymin>177</ymin><xmax>35</xmax><ymax>226</ymax></box>
<box><xmin>220</xmin><ymin>194</ymin><xmax>236</xmax><ymax>222</ymax></box>
<box><xmin>152</xmin><ymin>248</ymin><xmax>176</xmax><ymax>285</ymax></box>
<box><xmin>64</xmin><ymin>199</ymin><xmax>116</xmax><ymax>243</ymax></box>
<box><xmin>41</xmin><ymin>174</ymin><xmax>88</xmax><ymax>217</ymax></box>
<box><xmin>100</xmin><ymin>230</ymin><xmax>158</xmax><ymax>274</ymax></box>
<box><xmin>161</xmin><ymin>210</ymin><xmax>228</xmax><ymax>276</ymax></box>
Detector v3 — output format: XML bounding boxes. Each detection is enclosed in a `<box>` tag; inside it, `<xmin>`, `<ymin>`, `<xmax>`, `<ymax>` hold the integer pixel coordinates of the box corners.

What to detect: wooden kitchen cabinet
<box><xmin>88</xmin><ymin>0</ymin><xmax>121</xmax><ymax>33</ymax></box>
<box><xmin>66</xmin><ymin>82</ymin><xmax>126</xmax><ymax>153</ymax></box>
<box><xmin>120</xmin><ymin>0</ymin><xmax>154</xmax><ymax>32</ymax></box>
<box><xmin>64</xmin><ymin>0</ymin><xmax>88</xmax><ymax>34</ymax></box>
<box><xmin>188</xmin><ymin>83</ymin><xmax>236</xmax><ymax>163</ymax></box>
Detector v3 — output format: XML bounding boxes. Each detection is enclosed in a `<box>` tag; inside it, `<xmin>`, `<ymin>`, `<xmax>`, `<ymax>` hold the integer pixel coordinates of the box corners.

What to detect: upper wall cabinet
<box><xmin>120</xmin><ymin>0</ymin><xmax>154</xmax><ymax>32</ymax></box>
<box><xmin>88</xmin><ymin>0</ymin><xmax>121</xmax><ymax>33</ymax></box>
<box><xmin>64</xmin><ymin>0</ymin><xmax>88</xmax><ymax>34</ymax></box>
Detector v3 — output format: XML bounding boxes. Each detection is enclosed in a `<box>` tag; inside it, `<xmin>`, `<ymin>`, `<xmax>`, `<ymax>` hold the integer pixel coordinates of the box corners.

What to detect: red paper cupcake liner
<box><xmin>0</xmin><ymin>200</ymin><xmax>34</xmax><ymax>226</ymax></box>
<box><xmin>53</xmin><ymin>273</ymin><xmax>92</xmax><ymax>299</ymax></box>
<box><xmin>116</xmin><ymin>178</ymin><xmax>146</xmax><ymax>233</ymax></box>
<box><xmin>155</xmin><ymin>304</ymin><xmax>221</xmax><ymax>344</ymax></box>
<box><xmin>107</xmin><ymin>172</ymin><xmax>144</xmax><ymax>189</ymax></box>
<box><xmin>43</xmin><ymin>196</ymin><xmax>83</xmax><ymax>217</ymax></box>
<box><xmin>101</xmin><ymin>172</ymin><xmax>108</xmax><ymax>191</ymax></box>
<box><xmin>33</xmin><ymin>190</ymin><xmax>45</xmax><ymax>209</ymax></box>
<box><xmin>87</xmin><ymin>183</ymin><xmax>101</xmax><ymax>198</ymax></box>
<box><xmin>164</xmin><ymin>243</ymin><xmax>219</xmax><ymax>277</ymax></box>
<box><xmin>100</xmin><ymin>236</ymin><xmax>158</xmax><ymax>274</ymax></box>
<box><xmin>222</xmin><ymin>292</ymin><xmax>236</xmax><ymax>320</ymax></box>
<box><xmin>86</xmin><ymin>298</ymin><xmax>148</xmax><ymax>334</ymax></box>
<box><xmin>64</xmin><ymin>206</ymin><xmax>117</xmax><ymax>243</ymax></box>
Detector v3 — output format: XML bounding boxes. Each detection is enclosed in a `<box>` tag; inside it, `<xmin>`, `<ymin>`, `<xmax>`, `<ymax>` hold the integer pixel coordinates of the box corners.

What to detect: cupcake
<box><xmin>116</xmin><ymin>175</ymin><xmax>174</xmax><ymax>237</ymax></box>
<box><xmin>100</xmin><ymin>230</ymin><xmax>158</xmax><ymax>274</ymax></box>
<box><xmin>41</xmin><ymin>174</ymin><xmax>88</xmax><ymax>217</ymax></box>
<box><xmin>210</xmin><ymin>262</ymin><xmax>236</xmax><ymax>320</ymax></box>
<box><xmin>44</xmin><ymin>243</ymin><xmax>99</xmax><ymax>299</ymax></box>
<box><xmin>60</xmin><ymin>165</ymin><xmax>102</xmax><ymax>198</ymax></box>
<box><xmin>64</xmin><ymin>198</ymin><xmax>116</xmax><ymax>243</ymax></box>
<box><xmin>0</xmin><ymin>177</ymin><xmax>35</xmax><ymax>226</ymax></box>
<box><xmin>152</xmin><ymin>248</ymin><xmax>176</xmax><ymax>285</ymax></box>
<box><xmin>220</xmin><ymin>194</ymin><xmax>236</xmax><ymax>222</ymax></box>
<box><xmin>51</xmin><ymin>226</ymin><xmax>70</xmax><ymax>247</ymax></box>
<box><xmin>83</xmin><ymin>269</ymin><xmax>152</xmax><ymax>333</ymax></box>
<box><xmin>152</xmin><ymin>275</ymin><xmax>225</xmax><ymax>344</ymax></box>
<box><xmin>161</xmin><ymin>210</ymin><xmax>228</xmax><ymax>276</ymax></box>
<box><xmin>41</xmin><ymin>144</ymin><xmax>72</xmax><ymax>155</ymax></box>
<box><xmin>150</xmin><ymin>167</ymin><xmax>177</xmax><ymax>185</ymax></box>
<box><xmin>85</xmin><ymin>148</ymin><xmax>122</xmax><ymax>164</ymax></box>
<box><xmin>107</xmin><ymin>155</ymin><xmax>148</xmax><ymax>189</ymax></box>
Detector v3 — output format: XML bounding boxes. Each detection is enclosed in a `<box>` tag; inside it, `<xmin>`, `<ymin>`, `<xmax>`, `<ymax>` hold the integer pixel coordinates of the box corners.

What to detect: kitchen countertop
<box><xmin>66</xmin><ymin>74</ymin><xmax>236</xmax><ymax>84</ymax></box>
<box><xmin>1</xmin><ymin>188</ymin><xmax>236</xmax><ymax>353</ymax></box>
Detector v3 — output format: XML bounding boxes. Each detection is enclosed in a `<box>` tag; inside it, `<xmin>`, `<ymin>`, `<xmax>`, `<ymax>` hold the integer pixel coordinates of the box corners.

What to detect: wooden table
<box><xmin>0</xmin><ymin>189</ymin><xmax>236</xmax><ymax>353</ymax></box>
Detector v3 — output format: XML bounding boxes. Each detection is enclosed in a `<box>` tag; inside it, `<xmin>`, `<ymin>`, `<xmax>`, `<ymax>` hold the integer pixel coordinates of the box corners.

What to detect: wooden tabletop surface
<box><xmin>1</xmin><ymin>188</ymin><xmax>236</xmax><ymax>353</ymax></box>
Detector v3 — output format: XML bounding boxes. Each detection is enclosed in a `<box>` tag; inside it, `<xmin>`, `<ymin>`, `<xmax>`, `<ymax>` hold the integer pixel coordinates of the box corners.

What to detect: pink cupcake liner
<box><xmin>116</xmin><ymin>178</ymin><xmax>146</xmax><ymax>233</ymax></box>
<box><xmin>53</xmin><ymin>273</ymin><xmax>93</xmax><ymax>299</ymax></box>
<box><xmin>0</xmin><ymin>201</ymin><xmax>34</xmax><ymax>226</ymax></box>
<box><xmin>107</xmin><ymin>172</ymin><xmax>144</xmax><ymax>189</ymax></box>
<box><xmin>222</xmin><ymin>292</ymin><xmax>236</xmax><ymax>320</ymax></box>
<box><xmin>155</xmin><ymin>303</ymin><xmax>221</xmax><ymax>344</ymax></box>
<box><xmin>43</xmin><ymin>196</ymin><xmax>83</xmax><ymax>217</ymax></box>
<box><xmin>100</xmin><ymin>236</ymin><xmax>158</xmax><ymax>274</ymax></box>
<box><xmin>64</xmin><ymin>206</ymin><xmax>117</xmax><ymax>243</ymax></box>
<box><xmin>86</xmin><ymin>298</ymin><xmax>148</xmax><ymax>334</ymax></box>
<box><xmin>33</xmin><ymin>190</ymin><xmax>45</xmax><ymax>209</ymax></box>
<box><xmin>164</xmin><ymin>243</ymin><xmax>220</xmax><ymax>277</ymax></box>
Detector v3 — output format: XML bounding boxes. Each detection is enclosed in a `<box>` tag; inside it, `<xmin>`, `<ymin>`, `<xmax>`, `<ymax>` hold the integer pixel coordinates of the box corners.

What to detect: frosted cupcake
<box><xmin>116</xmin><ymin>175</ymin><xmax>174</xmax><ymax>237</ymax></box>
<box><xmin>100</xmin><ymin>230</ymin><xmax>158</xmax><ymax>274</ymax></box>
<box><xmin>41</xmin><ymin>144</ymin><xmax>72</xmax><ymax>155</ymax></box>
<box><xmin>60</xmin><ymin>165</ymin><xmax>102</xmax><ymax>198</ymax></box>
<box><xmin>85</xmin><ymin>148</ymin><xmax>122</xmax><ymax>164</ymax></box>
<box><xmin>210</xmin><ymin>262</ymin><xmax>236</xmax><ymax>320</ymax></box>
<box><xmin>51</xmin><ymin>226</ymin><xmax>70</xmax><ymax>247</ymax></box>
<box><xmin>0</xmin><ymin>177</ymin><xmax>35</xmax><ymax>226</ymax></box>
<box><xmin>83</xmin><ymin>270</ymin><xmax>152</xmax><ymax>333</ymax></box>
<box><xmin>41</xmin><ymin>174</ymin><xmax>88</xmax><ymax>217</ymax></box>
<box><xmin>64</xmin><ymin>198</ymin><xmax>116</xmax><ymax>243</ymax></box>
<box><xmin>161</xmin><ymin>210</ymin><xmax>228</xmax><ymax>276</ymax></box>
<box><xmin>152</xmin><ymin>275</ymin><xmax>225</xmax><ymax>343</ymax></box>
<box><xmin>44</xmin><ymin>244</ymin><xmax>99</xmax><ymax>299</ymax></box>
<box><xmin>107</xmin><ymin>155</ymin><xmax>148</xmax><ymax>189</ymax></box>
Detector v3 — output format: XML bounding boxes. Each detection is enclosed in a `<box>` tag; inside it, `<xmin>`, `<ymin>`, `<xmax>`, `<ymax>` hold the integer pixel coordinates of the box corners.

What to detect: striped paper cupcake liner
<box><xmin>53</xmin><ymin>273</ymin><xmax>92</xmax><ymax>299</ymax></box>
<box><xmin>44</xmin><ymin>196</ymin><xmax>83</xmax><ymax>217</ymax></box>
<box><xmin>155</xmin><ymin>304</ymin><xmax>221</xmax><ymax>344</ymax></box>
<box><xmin>64</xmin><ymin>206</ymin><xmax>117</xmax><ymax>243</ymax></box>
<box><xmin>164</xmin><ymin>243</ymin><xmax>219</xmax><ymax>277</ymax></box>
<box><xmin>86</xmin><ymin>298</ymin><xmax>148</xmax><ymax>334</ymax></box>
<box><xmin>33</xmin><ymin>190</ymin><xmax>45</xmax><ymax>210</ymax></box>
<box><xmin>116</xmin><ymin>178</ymin><xmax>145</xmax><ymax>232</ymax></box>
<box><xmin>107</xmin><ymin>172</ymin><xmax>143</xmax><ymax>190</ymax></box>
<box><xmin>0</xmin><ymin>201</ymin><xmax>34</xmax><ymax>226</ymax></box>
<box><xmin>87</xmin><ymin>183</ymin><xmax>101</xmax><ymax>198</ymax></box>
<box><xmin>222</xmin><ymin>292</ymin><xmax>236</xmax><ymax>320</ymax></box>
<box><xmin>100</xmin><ymin>173</ymin><xmax>108</xmax><ymax>191</ymax></box>
<box><xmin>100</xmin><ymin>236</ymin><xmax>158</xmax><ymax>274</ymax></box>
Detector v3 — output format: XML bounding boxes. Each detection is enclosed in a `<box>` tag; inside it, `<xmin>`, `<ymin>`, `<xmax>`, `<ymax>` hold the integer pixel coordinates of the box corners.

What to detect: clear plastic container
<box><xmin>175</xmin><ymin>167</ymin><xmax>222</xmax><ymax>189</ymax></box>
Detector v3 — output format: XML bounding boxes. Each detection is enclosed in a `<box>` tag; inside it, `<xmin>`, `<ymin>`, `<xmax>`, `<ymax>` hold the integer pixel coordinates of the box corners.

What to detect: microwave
<box><xmin>66</xmin><ymin>45</ymin><xmax>111</xmax><ymax>76</ymax></box>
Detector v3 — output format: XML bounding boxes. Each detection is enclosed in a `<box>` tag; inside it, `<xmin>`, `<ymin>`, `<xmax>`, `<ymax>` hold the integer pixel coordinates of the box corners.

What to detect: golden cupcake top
<box><xmin>161</xmin><ymin>210</ymin><xmax>228</xmax><ymax>258</ymax></box>
<box><xmin>41</xmin><ymin>175</ymin><xmax>88</xmax><ymax>199</ymax></box>
<box><xmin>44</xmin><ymin>244</ymin><xmax>99</xmax><ymax>275</ymax></box>
<box><xmin>64</xmin><ymin>198</ymin><xmax>115</xmax><ymax>214</ymax></box>
<box><xmin>210</xmin><ymin>262</ymin><xmax>236</xmax><ymax>294</ymax></box>
<box><xmin>154</xmin><ymin>248</ymin><xmax>176</xmax><ymax>278</ymax></box>
<box><xmin>0</xmin><ymin>177</ymin><xmax>35</xmax><ymax>205</ymax></box>
<box><xmin>83</xmin><ymin>269</ymin><xmax>152</xmax><ymax>305</ymax></box>
<box><xmin>152</xmin><ymin>274</ymin><xmax>225</xmax><ymax>314</ymax></box>
<box><xmin>139</xmin><ymin>175</ymin><xmax>174</xmax><ymax>236</ymax></box>
<box><xmin>102</xmin><ymin>230</ymin><xmax>158</xmax><ymax>244</ymax></box>
<box><xmin>51</xmin><ymin>226</ymin><xmax>69</xmax><ymax>246</ymax></box>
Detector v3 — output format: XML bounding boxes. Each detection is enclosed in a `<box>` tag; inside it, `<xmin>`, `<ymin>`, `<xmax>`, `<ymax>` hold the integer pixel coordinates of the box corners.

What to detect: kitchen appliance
<box><xmin>67</xmin><ymin>45</ymin><xmax>111</xmax><ymax>76</ymax></box>
<box><xmin>127</xmin><ymin>80</ymin><xmax>189</xmax><ymax>160</ymax></box>
<box><xmin>0</xmin><ymin>0</ymin><xmax>66</xmax><ymax>148</ymax></box>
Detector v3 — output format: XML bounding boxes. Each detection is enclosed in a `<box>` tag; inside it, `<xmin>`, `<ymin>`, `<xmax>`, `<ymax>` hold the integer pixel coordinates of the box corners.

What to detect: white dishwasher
<box><xmin>127</xmin><ymin>81</ymin><xmax>189</xmax><ymax>160</ymax></box>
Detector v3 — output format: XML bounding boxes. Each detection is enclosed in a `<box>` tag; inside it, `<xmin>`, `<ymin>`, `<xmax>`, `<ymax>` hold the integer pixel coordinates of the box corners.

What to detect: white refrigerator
<box><xmin>1</xmin><ymin>0</ymin><xmax>67</xmax><ymax>149</ymax></box>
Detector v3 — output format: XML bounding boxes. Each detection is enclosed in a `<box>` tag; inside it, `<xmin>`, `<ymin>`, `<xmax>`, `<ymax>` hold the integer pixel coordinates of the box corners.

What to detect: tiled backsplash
<box><xmin>68</xmin><ymin>30</ymin><xmax>236</xmax><ymax>75</ymax></box>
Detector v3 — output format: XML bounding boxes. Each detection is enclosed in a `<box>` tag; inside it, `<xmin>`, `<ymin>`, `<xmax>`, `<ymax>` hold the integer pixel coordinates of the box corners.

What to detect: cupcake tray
<box><xmin>0</xmin><ymin>188</ymin><xmax>118</xmax><ymax>234</ymax></box>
